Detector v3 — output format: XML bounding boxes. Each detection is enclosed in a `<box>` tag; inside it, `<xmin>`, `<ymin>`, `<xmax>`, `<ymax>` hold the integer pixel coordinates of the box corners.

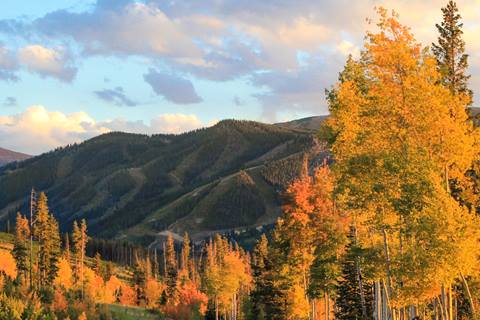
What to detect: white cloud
<box><xmin>0</xmin><ymin>105</ymin><xmax>104</xmax><ymax>154</ymax></box>
<box><xmin>337</xmin><ymin>40</ymin><xmax>360</xmax><ymax>58</ymax></box>
<box><xmin>0</xmin><ymin>106</ymin><xmax>210</xmax><ymax>155</ymax></box>
<box><xmin>17</xmin><ymin>45</ymin><xmax>77</xmax><ymax>82</ymax></box>
<box><xmin>151</xmin><ymin>114</ymin><xmax>203</xmax><ymax>133</ymax></box>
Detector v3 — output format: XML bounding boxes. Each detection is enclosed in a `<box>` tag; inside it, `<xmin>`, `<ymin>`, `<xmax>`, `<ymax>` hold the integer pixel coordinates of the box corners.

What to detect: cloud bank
<box><xmin>0</xmin><ymin>0</ymin><xmax>479</xmax><ymax>118</ymax></box>
<box><xmin>0</xmin><ymin>105</ymin><xmax>209</xmax><ymax>155</ymax></box>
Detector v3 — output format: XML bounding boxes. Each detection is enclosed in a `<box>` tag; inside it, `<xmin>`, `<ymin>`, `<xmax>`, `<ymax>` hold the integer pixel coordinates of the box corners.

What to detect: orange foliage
<box><xmin>145</xmin><ymin>278</ymin><xmax>164</xmax><ymax>307</ymax></box>
<box><xmin>54</xmin><ymin>257</ymin><xmax>73</xmax><ymax>290</ymax></box>
<box><xmin>84</xmin><ymin>267</ymin><xmax>105</xmax><ymax>301</ymax></box>
<box><xmin>119</xmin><ymin>283</ymin><xmax>136</xmax><ymax>306</ymax></box>
<box><xmin>105</xmin><ymin>275</ymin><xmax>123</xmax><ymax>304</ymax></box>
<box><xmin>0</xmin><ymin>250</ymin><xmax>17</xmax><ymax>279</ymax></box>
<box><xmin>53</xmin><ymin>288</ymin><xmax>68</xmax><ymax>312</ymax></box>
<box><xmin>163</xmin><ymin>281</ymin><xmax>208</xmax><ymax>320</ymax></box>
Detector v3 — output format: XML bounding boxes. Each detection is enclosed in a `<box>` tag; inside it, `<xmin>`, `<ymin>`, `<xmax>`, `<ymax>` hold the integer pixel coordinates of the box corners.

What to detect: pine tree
<box><xmin>46</xmin><ymin>216</ymin><xmax>61</xmax><ymax>286</ymax></box>
<box><xmin>181</xmin><ymin>232</ymin><xmax>191</xmax><ymax>280</ymax></box>
<box><xmin>145</xmin><ymin>253</ymin><xmax>152</xmax><ymax>281</ymax></box>
<box><xmin>34</xmin><ymin>192</ymin><xmax>61</xmax><ymax>289</ymax></box>
<box><xmin>152</xmin><ymin>249</ymin><xmax>159</xmax><ymax>280</ymax></box>
<box><xmin>335</xmin><ymin>232</ymin><xmax>372</xmax><ymax>320</ymax></box>
<box><xmin>432</xmin><ymin>0</ymin><xmax>471</xmax><ymax>98</ymax></box>
<box><xmin>72</xmin><ymin>219</ymin><xmax>88</xmax><ymax>299</ymax></box>
<box><xmin>251</xmin><ymin>234</ymin><xmax>269</xmax><ymax>319</ymax></box>
<box><xmin>64</xmin><ymin>233</ymin><xmax>70</xmax><ymax>261</ymax></box>
<box><xmin>12</xmin><ymin>212</ymin><xmax>29</xmax><ymax>283</ymax></box>
<box><xmin>164</xmin><ymin>234</ymin><xmax>178</xmax><ymax>300</ymax></box>
<box><xmin>94</xmin><ymin>252</ymin><xmax>102</xmax><ymax>274</ymax></box>
<box><xmin>133</xmin><ymin>254</ymin><xmax>147</xmax><ymax>306</ymax></box>
<box><xmin>265</xmin><ymin>223</ymin><xmax>295</xmax><ymax>320</ymax></box>
<box><xmin>72</xmin><ymin>221</ymin><xmax>80</xmax><ymax>284</ymax></box>
<box><xmin>104</xmin><ymin>261</ymin><xmax>114</xmax><ymax>282</ymax></box>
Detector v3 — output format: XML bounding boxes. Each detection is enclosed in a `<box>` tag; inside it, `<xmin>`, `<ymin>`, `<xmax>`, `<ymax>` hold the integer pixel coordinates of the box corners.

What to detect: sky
<box><xmin>0</xmin><ymin>0</ymin><xmax>479</xmax><ymax>155</ymax></box>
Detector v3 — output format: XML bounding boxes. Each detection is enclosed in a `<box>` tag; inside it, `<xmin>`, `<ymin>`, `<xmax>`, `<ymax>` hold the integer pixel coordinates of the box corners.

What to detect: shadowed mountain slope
<box><xmin>0</xmin><ymin>119</ymin><xmax>327</xmax><ymax>245</ymax></box>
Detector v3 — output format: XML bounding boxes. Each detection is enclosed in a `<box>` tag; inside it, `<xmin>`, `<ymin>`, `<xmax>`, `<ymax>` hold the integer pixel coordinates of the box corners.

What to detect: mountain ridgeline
<box><xmin>0</xmin><ymin>118</ymin><xmax>326</xmax><ymax>245</ymax></box>
<box><xmin>0</xmin><ymin>147</ymin><xmax>30</xmax><ymax>167</ymax></box>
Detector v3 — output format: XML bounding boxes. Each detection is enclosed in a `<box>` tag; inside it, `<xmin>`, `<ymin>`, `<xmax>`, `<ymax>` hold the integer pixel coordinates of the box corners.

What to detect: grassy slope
<box><xmin>100</xmin><ymin>304</ymin><xmax>163</xmax><ymax>320</ymax></box>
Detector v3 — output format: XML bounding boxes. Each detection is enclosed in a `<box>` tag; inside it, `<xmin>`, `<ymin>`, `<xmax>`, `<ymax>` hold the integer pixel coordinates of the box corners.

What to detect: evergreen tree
<box><xmin>64</xmin><ymin>233</ymin><xmax>70</xmax><ymax>261</ymax></box>
<box><xmin>264</xmin><ymin>222</ymin><xmax>295</xmax><ymax>320</ymax></box>
<box><xmin>104</xmin><ymin>261</ymin><xmax>114</xmax><ymax>282</ymax></box>
<box><xmin>133</xmin><ymin>254</ymin><xmax>147</xmax><ymax>306</ymax></box>
<box><xmin>181</xmin><ymin>232</ymin><xmax>191</xmax><ymax>280</ymax></box>
<box><xmin>335</xmin><ymin>232</ymin><xmax>372</xmax><ymax>320</ymax></box>
<box><xmin>251</xmin><ymin>234</ymin><xmax>269</xmax><ymax>319</ymax></box>
<box><xmin>12</xmin><ymin>212</ymin><xmax>29</xmax><ymax>283</ymax></box>
<box><xmin>34</xmin><ymin>192</ymin><xmax>61</xmax><ymax>289</ymax></box>
<box><xmin>46</xmin><ymin>216</ymin><xmax>61</xmax><ymax>286</ymax></box>
<box><xmin>432</xmin><ymin>0</ymin><xmax>471</xmax><ymax>98</ymax></box>
<box><xmin>152</xmin><ymin>249</ymin><xmax>159</xmax><ymax>280</ymax></box>
<box><xmin>94</xmin><ymin>252</ymin><xmax>102</xmax><ymax>274</ymax></box>
<box><xmin>164</xmin><ymin>234</ymin><xmax>178</xmax><ymax>300</ymax></box>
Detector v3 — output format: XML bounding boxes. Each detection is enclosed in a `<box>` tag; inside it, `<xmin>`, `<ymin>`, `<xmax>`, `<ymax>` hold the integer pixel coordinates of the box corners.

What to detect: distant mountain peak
<box><xmin>275</xmin><ymin>115</ymin><xmax>328</xmax><ymax>131</ymax></box>
<box><xmin>0</xmin><ymin>147</ymin><xmax>31</xmax><ymax>166</ymax></box>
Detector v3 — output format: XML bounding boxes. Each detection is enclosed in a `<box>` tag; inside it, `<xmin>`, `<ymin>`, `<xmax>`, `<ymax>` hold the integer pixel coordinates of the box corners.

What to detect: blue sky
<box><xmin>0</xmin><ymin>0</ymin><xmax>479</xmax><ymax>154</ymax></box>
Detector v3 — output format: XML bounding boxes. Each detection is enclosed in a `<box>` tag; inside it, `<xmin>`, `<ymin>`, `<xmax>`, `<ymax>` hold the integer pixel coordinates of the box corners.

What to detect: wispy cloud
<box><xmin>94</xmin><ymin>86</ymin><xmax>137</xmax><ymax>107</ymax></box>
<box><xmin>3</xmin><ymin>96</ymin><xmax>17</xmax><ymax>107</ymax></box>
<box><xmin>0</xmin><ymin>46</ymin><xmax>19</xmax><ymax>81</ymax></box>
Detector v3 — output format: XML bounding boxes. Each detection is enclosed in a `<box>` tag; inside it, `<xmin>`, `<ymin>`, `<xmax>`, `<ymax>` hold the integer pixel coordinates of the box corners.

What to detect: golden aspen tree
<box><xmin>328</xmin><ymin>7</ymin><xmax>479</xmax><ymax>316</ymax></box>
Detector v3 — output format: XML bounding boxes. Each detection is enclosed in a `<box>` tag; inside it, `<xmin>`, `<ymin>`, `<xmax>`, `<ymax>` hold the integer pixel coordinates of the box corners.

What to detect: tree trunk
<box><xmin>312</xmin><ymin>299</ymin><xmax>316</xmax><ymax>320</ymax></box>
<box><xmin>326</xmin><ymin>291</ymin><xmax>330</xmax><ymax>320</ymax></box>
<box><xmin>442</xmin><ymin>284</ymin><xmax>451</xmax><ymax>320</ymax></box>
<box><xmin>374</xmin><ymin>281</ymin><xmax>381</xmax><ymax>320</ymax></box>
<box><xmin>382</xmin><ymin>228</ymin><xmax>394</xmax><ymax>319</ymax></box>
<box><xmin>353</xmin><ymin>224</ymin><xmax>368</xmax><ymax>319</ymax></box>
<box><xmin>460</xmin><ymin>273</ymin><xmax>476</xmax><ymax>317</ymax></box>
<box><xmin>448</xmin><ymin>284</ymin><xmax>453</xmax><ymax>320</ymax></box>
<box><xmin>438</xmin><ymin>296</ymin><xmax>446</xmax><ymax>320</ymax></box>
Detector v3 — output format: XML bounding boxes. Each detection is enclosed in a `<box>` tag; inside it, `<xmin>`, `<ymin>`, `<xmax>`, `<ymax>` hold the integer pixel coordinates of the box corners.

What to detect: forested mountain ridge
<box><xmin>0</xmin><ymin>118</ymin><xmax>326</xmax><ymax>244</ymax></box>
<box><xmin>275</xmin><ymin>115</ymin><xmax>328</xmax><ymax>131</ymax></box>
<box><xmin>0</xmin><ymin>147</ymin><xmax>30</xmax><ymax>166</ymax></box>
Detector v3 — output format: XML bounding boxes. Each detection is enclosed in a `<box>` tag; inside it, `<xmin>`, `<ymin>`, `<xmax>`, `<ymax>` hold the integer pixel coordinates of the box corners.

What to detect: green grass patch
<box><xmin>0</xmin><ymin>232</ymin><xmax>14</xmax><ymax>244</ymax></box>
<box><xmin>100</xmin><ymin>303</ymin><xmax>163</xmax><ymax>320</ymax></box>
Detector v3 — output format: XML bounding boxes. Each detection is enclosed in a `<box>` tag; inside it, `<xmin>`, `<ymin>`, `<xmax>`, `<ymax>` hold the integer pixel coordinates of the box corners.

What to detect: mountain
<box><xmin>0</xmin><ymin>119</ymin><xmax>327</xmax><ymax>246</ymax></box>
<box><xmin>275</xmin><ymin>115</ymin><xmax>327</xmax><ymax>131</ymax></box>
<box><xmin>0</xmin><ymin>147</ymin><xmax>30</xmax><ymax>166</ymax></box>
